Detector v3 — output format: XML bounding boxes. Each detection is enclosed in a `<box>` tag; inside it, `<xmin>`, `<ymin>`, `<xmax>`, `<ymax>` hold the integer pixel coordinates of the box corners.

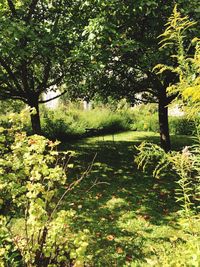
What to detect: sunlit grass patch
<box><xmin>61</xmin><ymin>132</ymin><xmax>198</xmax><ymax>266</ymax></box>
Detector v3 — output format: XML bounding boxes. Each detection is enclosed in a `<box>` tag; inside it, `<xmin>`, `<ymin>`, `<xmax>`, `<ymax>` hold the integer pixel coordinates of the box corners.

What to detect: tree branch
<box><xmin>10</xmin><ymin>96</ymin><xmax>27</xmax><ymax>103</ymax></box>
<box><xmin>134</xmin><ymin>96</ymin><xmax>158</xmax><ymax>104</ymax></box>
<box><xmin>0</xmin><ymin>79</ymin><xmax>19</xmax><ymax>95</ymax></box>
<box><xmin>36</xmin><ymin>61</ymin><xmax>51</xmax><ymax>92</ymax></box>
<box><xmin>26</xmin><ymin>0</ymin><xmax>40</xmax><ymax>22</ymax></box>
<box><xmin>0</xmin><ymin>58</ymin><xmax>22</xmax><ymax>92</ymax></box>
<box><xmin>7</xmin><ymin>0</ymin><xmax>17</xmax><ymax>17</ymax></box>
<box><xmin>166</xmin><ymin>93</ymin><xmax>179</xmax><ymax>105</ymax></box>
<box><xmin>0</xmin><ymin>84</ymin><xmax>27</xmax><ymax>102</ymax></box>
<box><xmin>39</xmin><ymin>90</ymin><xmax>67</xmax><ymax>104</ymax></box>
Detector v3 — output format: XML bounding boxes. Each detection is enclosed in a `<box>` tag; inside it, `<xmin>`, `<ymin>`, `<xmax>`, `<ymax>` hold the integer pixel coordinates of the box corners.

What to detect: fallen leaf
<box><xmin>116</xmin><ymin>247</ymin><xmax>123</xmax><ymax>254</ymax></box>
<box><xmin>106</xmin><ymin>235</ymin><xmax>115</xmax><ymax>241</ymax></box>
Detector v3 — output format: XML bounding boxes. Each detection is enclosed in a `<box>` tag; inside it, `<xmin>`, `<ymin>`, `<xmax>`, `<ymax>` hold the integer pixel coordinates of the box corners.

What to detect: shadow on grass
<box><xmin>60</xmin><ymin>133</ymin><xmax>196</xmax><ymax>266</ymax></box>
<box><xmin>136</xmin><ymin>134</ymin><xmax>195</xmax><ymax>150</ymax></box>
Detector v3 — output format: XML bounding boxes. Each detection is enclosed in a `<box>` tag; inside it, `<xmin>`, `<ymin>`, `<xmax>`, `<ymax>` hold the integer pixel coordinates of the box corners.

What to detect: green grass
<box><xmin>60</xmin><ymin>131</ymin><xmax>199</xmax><ymax>266</ymax></box>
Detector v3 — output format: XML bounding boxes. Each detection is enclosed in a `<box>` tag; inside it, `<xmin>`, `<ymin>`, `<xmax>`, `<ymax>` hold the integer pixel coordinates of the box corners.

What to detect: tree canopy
<box><xmin>0</xmin><ymin>0</ymin><xmax>200</xmax><ymax>144</ymax></box>
<box><xmin>0</xmin><ymin>0</ymin><xmax>90</xmax><ymax>133</ymax></box>
<box><xmin>77</xmin><ymin>0</ymin><xmax>200</xmax><ymax>151</ymax></box>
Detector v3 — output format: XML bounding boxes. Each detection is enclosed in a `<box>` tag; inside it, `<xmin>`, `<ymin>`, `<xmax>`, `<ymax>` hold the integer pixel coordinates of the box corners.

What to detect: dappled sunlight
<box><xmin>58</xmin><ymin>132</ymin><xmax>197</xmax><ymax>265</ymax></box>
<box><xmin>1</xmin><ymin>1</ymin><xmax>199</xmax><ymax>265</ymax></box>
<box><xmin>104</xmin><ymin>197</ymin><xmax>129</xmax><ymax>211</ymax></box>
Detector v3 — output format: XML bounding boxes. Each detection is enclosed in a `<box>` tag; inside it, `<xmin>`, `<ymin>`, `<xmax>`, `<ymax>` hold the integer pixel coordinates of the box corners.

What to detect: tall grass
<box><xmin>0</xmin><ymin>101</ymin><xmax>197</xmax><ymax>140</ymax></box>
<box><xmin>40</xmin><ymin>105</ymin><xmax>134</xmax><ymax>140</ymax></box>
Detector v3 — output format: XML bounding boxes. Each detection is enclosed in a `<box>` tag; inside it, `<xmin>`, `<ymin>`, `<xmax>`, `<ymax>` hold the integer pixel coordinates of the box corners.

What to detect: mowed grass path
<box><xmin>60</xmin><ymin>131</ymin><xmax>196</xmax><ymax>266</ymax></box>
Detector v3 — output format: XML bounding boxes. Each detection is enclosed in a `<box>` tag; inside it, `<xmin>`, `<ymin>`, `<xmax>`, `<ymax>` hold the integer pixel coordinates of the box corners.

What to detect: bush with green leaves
<box><xmin>135</xmin><ymin>140</ymin><xmax>200</xmax><ymax>265</ymax></box>
<box><xmin>130</xmin><ymin>104</ymin><xmax>158</xmax><ymax>132</ymax></box>
<box><xmin>28</xmin><ymin>106</ymin><xmax>200</xmax><ymax>138</ymax></box>
<box><xmin>41</xmin><ymin>108</ymin><xmax>86</xmax><ymax>140</ymax></box>
<box><xmin>0</xmin><ymin>109</ymin><xmax>90</xmax><ymax>267</ymax></box>
<box><xmin>169</xmin><ymin>116</ymin><xmax>199</xmax><ymax>135</ymax></box>
<box><xmin>131</xmin><ymin>103</ymin><xmax>199</xmax><ymax>135</ymax></box>
<box><xmin>81</xmin><ymin>108</ymin><xmax>132</xmax><ymax>134</ymax></box>
<box><xmin>135</xmin><ymin>138</ymin><xmax>200</xmax><ymax>263</ymax></box>
<box><xmin>0</xmin><ymin>99</ymin><xmax>24</xmax><ymax>115</ymax></box>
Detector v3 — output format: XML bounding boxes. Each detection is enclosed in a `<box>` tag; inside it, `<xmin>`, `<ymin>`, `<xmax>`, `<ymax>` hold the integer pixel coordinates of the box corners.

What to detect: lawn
<box><xmin>60</xmin><ymin>131</ymin><xmax>199</xmax><ymax>266</ymax></box>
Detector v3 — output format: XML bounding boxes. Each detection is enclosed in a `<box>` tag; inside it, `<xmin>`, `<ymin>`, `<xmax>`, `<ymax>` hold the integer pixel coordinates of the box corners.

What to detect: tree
<box><xmin>135</xmin><ymin>9</ymin><xmax>200</xmax><ymax>225</ymax></box>
<box><xmin>0</xmin><ymin>0</ymin><xmax>88</xmax><ymax>134</ymax></box>
<box><xmin>79</xmin><ymin>0</ymin><xmax>200</xmax><ymax>151</ymax></box>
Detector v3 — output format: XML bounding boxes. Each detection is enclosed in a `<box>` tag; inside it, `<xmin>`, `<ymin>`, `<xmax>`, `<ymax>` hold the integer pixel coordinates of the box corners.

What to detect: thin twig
<box><xmin>85</xmin><ymin>178</ymin><xmax>110</xmax><ymax>193</ymax></box>
<box><xmin>49</xmin><ymin>153</ymin><xmax>97</xmax><ymax>219</ymax></box>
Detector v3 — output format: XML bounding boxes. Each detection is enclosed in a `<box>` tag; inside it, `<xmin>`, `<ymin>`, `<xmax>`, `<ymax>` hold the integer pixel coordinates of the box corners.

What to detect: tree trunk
<box><xmin>28</xmin><ymin>98</ymin><xmax>42</xmax><ymax>135</ymax></box>
<box><xmin>158</xmin><ymin>90</ymin><xmax>171</xmax><ymax>152</ymax></box>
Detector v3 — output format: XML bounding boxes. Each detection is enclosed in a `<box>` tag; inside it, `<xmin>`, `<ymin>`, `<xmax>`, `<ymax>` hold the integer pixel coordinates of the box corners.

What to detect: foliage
<box><xmin>80</xmin><ymin>0</ymin><xmax>200</xmax><ymax>100</ymax></box>
<box><xmin>0</xmin><ymin>0</ymin><xmax>93</xmax><ymax>133</ymax></box>
<box><xmin>135</xmin><ymin>142</ymin><xmax>170</xmax><ymax>179</ymax></box>
<box><xmin>0</xmin><ymin>99</ymin><xmax>24</xmax><ymax>114</ymax></box>
<box><xmin>78</xmin><ymin>0</ymin><xmax>200</xmax><ymax>150</ymax></box>
<box><xmin>154</xmin><ymin>4</ymin><xmax>200</xmax><ymax>115</ymax></box>
<box><xmin>80</xmin><ymin>108</ymin><xmax>131</xmax><ymax>134</ymax></box>
<box><xmin>133</xmin><ymin>15</ymin><xmax>200</xmax><ymax>267</ymax></box>
<box><xmin>131</xmin><ymin>104</ymin><xmax>159</xmax><ymax>132</ymax></box>
<box><xmin>1</xmin><ymin>101</ymin><xmax>196</xmax><ymax>139</ymax></box>
<box><xmin>40</xmin><ymin>105</ymin><xmax>133</xmax><ymax>140</ymax></box>
<box><xmin>41</xmin><ymin>108</ymin><xmax>85</xmax><ymax>141</ymax></box>
<box><xmin>0</xmin><ymin>109</ymin><xmax>89</xmax><ymax>266</ymax></box>
<box><xmin>145</xmin><ymin>5</ymin><xmax>200</xmax><ymax>219</ymax></box>
<box><xmin>131</xmin><ymin>104</ymin><xmax>198</xmax><ymax>135</ymax></box>
<box><xmin>135</xmin><ymin>141</ymin><xmax>200</xmax><ymax>218</ymax></box>
<box><xmin>169</xmin><ymin>116</ymin><xmax>199</xmax><ymax>135</ymax></box>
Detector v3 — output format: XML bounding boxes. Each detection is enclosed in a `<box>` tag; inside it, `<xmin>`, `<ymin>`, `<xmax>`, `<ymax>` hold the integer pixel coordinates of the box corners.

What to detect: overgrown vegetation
<box><xmin>41</xmin><ymin>104</ymin><xmax>199</xmax><ymax>139</ymax></box>
<box><xmin>0</xmin><ymin>2</ymin><xmax>199</xmax><ymax>266</ymax></box>
<box><xmin>134</xmin><ymin>5</ymin><xmax>200</xmax><ymax>266</ymax></box>
<box><xmin>1</xmin><ymin>101</ymin><xmax>197</xmax><ymax>141</ymax></box>
<box><xmin>41</xmin><ymin>104</ymin><xmax>133</xmax><ymax>140</ymax></box>
<box><xmin>0</xmin><ymin>109</ymin><xmax>90</xmax><ymax>266</ymax></box>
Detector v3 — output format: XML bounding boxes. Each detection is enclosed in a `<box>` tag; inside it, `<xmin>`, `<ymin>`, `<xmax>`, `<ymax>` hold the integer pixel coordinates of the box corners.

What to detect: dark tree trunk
<box><xmin>28</xmin><ymin>98</ymin><xmax>41</xmax><ymax>135</ymax></box>
<box><xmin>158</xmin><ymin>88</ymin><xmax>171</xmax><ymax>152</ymax></box>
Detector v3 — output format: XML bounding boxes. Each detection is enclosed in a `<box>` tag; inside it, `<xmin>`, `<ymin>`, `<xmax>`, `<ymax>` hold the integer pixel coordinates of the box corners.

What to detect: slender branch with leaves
<box><xmin>153</xmin><ymin>5</ymin><xmax>200</xmax><ymax>116</ymax></box>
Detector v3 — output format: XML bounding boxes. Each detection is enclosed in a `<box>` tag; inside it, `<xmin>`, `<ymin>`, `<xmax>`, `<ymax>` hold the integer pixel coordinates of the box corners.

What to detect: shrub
<box><xmin>169</xmin><ymin>116</ymin><xmax>198</xmax><ymax>135</ymax></box>
<box><xmin>40</xmin><ymin>106</ymin><xmax>134</xmax><ymax>140</ymax></box>
<box><xmin>131</xmin><ymin>104</ymin><xmax>159</xmax><ymax>132</ymax></box>
<box><xmin>131</xmin><ymin>113</ymin><xmax>158</xmax><ymax>132</ymax></box>
<box><xmin>41</xmin><ymin>107</ymin><xmax>88</xmax><ymax>140</ymax></box>
<box><xmin>0</xmin><ymin>99</ymin><xmax>24</xmax><ymax>114</ymax></box>
<box><xmin>131</xmin><ymin>104</ymin><xmax>199</xmax><ymax>135</ymax></box>
<box><xmin>0</xmin><ymin>109</ymin><xmax>90</xmax><ymax>267</ymax></box>
<box><xmin>135</xmin><ymin>140</ymin><xmax>200</xmax><ymax>266</ymax></box>
<box><xmin>80</xmin><ymin>108</ymin><xmax>132</xmax><ymax>134</ymax></box>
